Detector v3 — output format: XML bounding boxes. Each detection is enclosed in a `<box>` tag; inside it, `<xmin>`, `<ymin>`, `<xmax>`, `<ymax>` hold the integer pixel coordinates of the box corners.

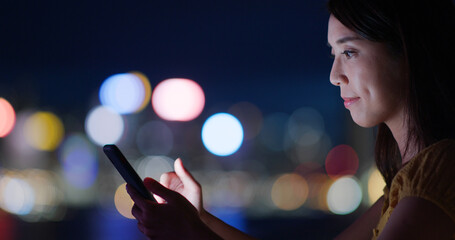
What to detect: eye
<box><xmin>341</xmin><ymin>50</ymin><xmax>355</xmax><ymax>59</ymax></box>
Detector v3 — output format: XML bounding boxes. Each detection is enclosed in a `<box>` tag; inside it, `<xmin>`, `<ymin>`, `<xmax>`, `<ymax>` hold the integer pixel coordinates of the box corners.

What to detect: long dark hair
<box><xmin>327</xmin><ymin>0</ymin><xmax>455</xmax><ymax>187</ymax></box>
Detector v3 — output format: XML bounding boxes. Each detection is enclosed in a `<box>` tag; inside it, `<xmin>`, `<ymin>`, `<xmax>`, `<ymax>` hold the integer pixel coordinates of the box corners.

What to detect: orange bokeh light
<box><xmin>271</xmin><ymin>173</ymin><xmax>309</xmax><ymax>211</ymax></box>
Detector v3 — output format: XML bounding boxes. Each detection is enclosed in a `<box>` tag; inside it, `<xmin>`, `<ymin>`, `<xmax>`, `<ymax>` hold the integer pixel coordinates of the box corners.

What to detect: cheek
<box><xmin>362</xmin><ymin>70</ymin><xmax>405</xmax><ymax>123</ymax></box>
<box><xmin>371</xmin><ymin>50</ymin><xmax>406</xmax><ymax>97</ymax></box>
<box><xmin>347</xmin><ymin>70</ymin><xmax>393</xmax><ymax>126</ymax></box>
<box><xmin>361</xmin><ymin>75</ymin><xmax>396</xmax><ymax>113</ymax></box>
<box><xmin>349</xmin><ymin>66</ymin><xmax>374</xmax><ymax>99</ymax></box>
<box><xmin>375</xmin><ymin>62</ymin><xmax>406</xmax><ymax>105</ymax></box>
<box><xmin>354</xmin><ymin>58</ymin><xmax>399</xmax><ymax>102</ymax></box>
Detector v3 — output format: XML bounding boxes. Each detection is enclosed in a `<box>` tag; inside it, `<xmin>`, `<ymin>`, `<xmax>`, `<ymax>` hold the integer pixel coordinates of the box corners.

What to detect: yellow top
<box><xmin>372</xmin><ymin>139</ymin><xmax>455</xmax><ymax>239</ymax></box>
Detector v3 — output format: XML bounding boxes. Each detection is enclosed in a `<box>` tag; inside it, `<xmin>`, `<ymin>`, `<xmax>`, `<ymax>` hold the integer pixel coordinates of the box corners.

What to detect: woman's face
<box><xmin>327</xmin><ymin>15</ymin><xmax>407</xmax><ymax>128</ymax></box>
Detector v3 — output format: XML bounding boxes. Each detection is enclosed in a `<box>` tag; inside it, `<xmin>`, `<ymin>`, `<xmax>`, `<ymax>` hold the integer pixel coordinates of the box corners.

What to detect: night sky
<box><xmin>0</xmin><ymin>0</ymin><xmax>337</xmax><ymax>116</ymax></box>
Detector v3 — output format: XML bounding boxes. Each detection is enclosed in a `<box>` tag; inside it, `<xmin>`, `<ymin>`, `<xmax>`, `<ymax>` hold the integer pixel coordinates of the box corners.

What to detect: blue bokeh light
<box><xmin>201</xmin><ymin>113</ymin><xmax>244</xmax><ymax>156</ymax></box>
<box><xmin>59</xmin><ymin>134</ymin><xmax>98</xmax><ymax>189</ymax></box>
<box><xmin>99</xmin><ymin>73</ymin><xmax>145</xmax><ymax>114</ymax></box>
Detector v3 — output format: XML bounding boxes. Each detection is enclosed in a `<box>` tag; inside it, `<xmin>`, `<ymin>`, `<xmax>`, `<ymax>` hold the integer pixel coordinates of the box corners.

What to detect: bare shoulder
<box><xmin>335</xmin><ymin>196</ymin><xmax>384</xmax><ymax>240</ymax></box>
<box><xmin>378</xmin><ymin>196</ymin><xmax>455</xmax><ymax>240</ymax></box>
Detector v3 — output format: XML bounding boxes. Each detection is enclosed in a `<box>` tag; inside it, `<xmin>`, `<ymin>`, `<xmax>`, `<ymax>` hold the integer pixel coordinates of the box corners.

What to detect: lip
<box><xmin>342</xmin><ymin>97</ymin><xmax>360</xmax><ymax>108</ymax></box>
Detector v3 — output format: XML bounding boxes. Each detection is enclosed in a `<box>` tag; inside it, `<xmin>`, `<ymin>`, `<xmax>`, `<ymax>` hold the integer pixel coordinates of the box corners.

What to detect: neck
<box><xmin>385</xmin><ymin>113</ymin><xmax>418</xmax><ymax>165</ymax></box>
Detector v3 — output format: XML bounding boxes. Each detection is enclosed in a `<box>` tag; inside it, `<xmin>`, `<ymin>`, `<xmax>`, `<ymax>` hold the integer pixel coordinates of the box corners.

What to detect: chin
<box><xmin>351</xmin><ymin>114</ymin><xmax>378</xmax><ymax>128</ymax></box>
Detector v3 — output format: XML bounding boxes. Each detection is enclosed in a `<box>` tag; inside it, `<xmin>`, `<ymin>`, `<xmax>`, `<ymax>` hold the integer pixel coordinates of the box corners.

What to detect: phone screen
<box><xmin>103</xmin><ymin>144</ymin><xmax>156</xmax><ymax>201</ymax></box>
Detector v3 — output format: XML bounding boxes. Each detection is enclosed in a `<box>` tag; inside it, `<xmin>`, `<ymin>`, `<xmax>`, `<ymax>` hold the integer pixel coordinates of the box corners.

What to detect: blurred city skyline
<box><xmin>0</xmin><ymin>1</ymin><xmax>380</xmax><ymax>239</ymax></box>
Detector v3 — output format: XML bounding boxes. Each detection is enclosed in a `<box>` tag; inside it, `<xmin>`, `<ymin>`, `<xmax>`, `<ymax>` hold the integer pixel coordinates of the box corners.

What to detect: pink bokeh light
<box><xmin>0</xmin><ymin>98</ymin><xmax>16</xmax><ymax>138</ymax></box>
<box><xmin>151</xmin><ymin>78</ymin><xmax>205</xmax><ymax>121</ymax></box>
<box><xmin>325</xmin><ymin>144</ymin><xmax>359</xmax><ymax>179</ymax></box>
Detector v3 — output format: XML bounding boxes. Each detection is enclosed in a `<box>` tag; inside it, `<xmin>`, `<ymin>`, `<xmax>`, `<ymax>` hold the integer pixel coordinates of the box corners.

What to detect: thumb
<box><xmin>174</xmin><ymin>158</ymin><xmax>198</xmax><ymax>188</ymax></box>
<box><xmin>143</xmin><ymin>177</ymin><xmax>178</xmax><ymax>203</ymax></box>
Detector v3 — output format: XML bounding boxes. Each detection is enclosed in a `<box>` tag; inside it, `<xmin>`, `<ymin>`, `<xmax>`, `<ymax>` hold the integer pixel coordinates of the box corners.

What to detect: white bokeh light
<box><xmin>136</xmin><ymin>156</ymin><xmax>174</xmax><ymax>180</ymax></box>
<box><xmin>327</xmin><ymin>176</ymin><xmax>362</xmax><ymax>215</ymax></box>
<box><xmin>85</xmin><ymin>106</ymin><xmax>124</xmax><ymax>146</ymax></box>
<box><xmin>1</xmin><ymin>177</ymin><xmax>35</xmax><ymax>215</ymax></box>
<box><xmin>202</xmin><ymin>113</ymin><xmax>243</xmax><ymax>156</ymax></box>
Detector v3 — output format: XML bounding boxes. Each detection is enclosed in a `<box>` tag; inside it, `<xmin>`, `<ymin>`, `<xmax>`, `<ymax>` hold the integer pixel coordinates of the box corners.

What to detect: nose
<box><xmin>329</xmin><ymin>58</ymin><xmax>348</xmax><ymax>86</ymax></box>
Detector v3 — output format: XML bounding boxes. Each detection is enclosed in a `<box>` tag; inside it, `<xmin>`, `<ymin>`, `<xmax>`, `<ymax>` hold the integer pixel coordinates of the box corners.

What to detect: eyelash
<box><xmin>329</xmin><ymin>50</ymin><xmax>356</xmax><ymax>59</ymax></box>
<box><xmin>341</xmin><ymin>50</ymin><xmax>355</xmax><ymax>59</ymax></box>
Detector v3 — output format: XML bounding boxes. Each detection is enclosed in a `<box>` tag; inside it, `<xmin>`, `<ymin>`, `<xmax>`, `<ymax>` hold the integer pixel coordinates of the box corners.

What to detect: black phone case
<box><xmin>103</xmin><ymin>144</ymin><xmax>155</xmax><ymax>201</ymax></box>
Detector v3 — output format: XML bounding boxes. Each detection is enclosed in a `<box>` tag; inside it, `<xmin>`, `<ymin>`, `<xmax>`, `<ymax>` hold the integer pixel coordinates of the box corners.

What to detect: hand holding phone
<box><xmin>103</xmin><ymin>144</ymin><xmax>156</xmax><ymax>202</ymax></box>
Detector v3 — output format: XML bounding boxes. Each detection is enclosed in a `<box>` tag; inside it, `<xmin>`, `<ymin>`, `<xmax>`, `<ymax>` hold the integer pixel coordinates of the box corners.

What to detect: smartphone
<box><xmin>103</xmin><ymin>144</ymin><xmax>156</xmax><ymax>201</ymax></box>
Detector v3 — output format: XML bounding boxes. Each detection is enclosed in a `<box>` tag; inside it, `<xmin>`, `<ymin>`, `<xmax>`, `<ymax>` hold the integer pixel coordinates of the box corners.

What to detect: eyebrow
<box><xmin>327</xmin><ymin>36</ymin><xmax>363</xmax><ymax>47</ymax></box>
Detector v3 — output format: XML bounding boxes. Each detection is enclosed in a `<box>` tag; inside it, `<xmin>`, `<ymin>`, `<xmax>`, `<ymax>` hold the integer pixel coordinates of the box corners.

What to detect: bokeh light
<box><xmin>99</xmin><ymin>72</ymin><xmax>151</xmax><ymax>114</ymax></box>
<box><xmin>85</xmin><ymin>106</ymin><xmax>124</xmax><ymax>146</ymax></box>
<box><xmin>201</xmin><ymin>113</ymin><xmax>243</xmax><ymax>156</ymax></box>
<box><xmin>136</xmin><ymin>155</ymin><xmax>174</xmax><ymax>181</ymax></box>
<box><xmin>293</xmin><ymin>161</ymin><xmax>328</xmax><ymax>210</ymax></box>
<box><xmin>59</xmin><ymin>134</ymin><xmax>98</xmax><ymax>189</ymax></box>
<box><xmin>24</xmin><ymin>169</ymin><xmax>64</xmax><ymax>221</ymax></box>
<box><xmin>367</xmin><ymin>167</ymin><xmax>386</xmax><ymax>205</ymax></box>
<box><xmin>247</xmin><ymin>175</ymin><xmax>278</xmax><ymax>214</ymax></box>
<box><xmin>130</xmin><ymin>71</ymin><xmax>152</xmax><ymax>112</ymax></box>
<box><xmin>327</xmin><ymin>176</ymin><xmax>362</xmax><ymax>215</ymax></box>
<box><xmin>228</xmin><ymin>102</ymin><xmax>263</xmax><ymax>140</ymax></box>
<box><xmin>4</xmin><ymin>111</ymin><xmax>37</xmax><ymax>162</ymax></box>
<box><xmin>208</xmin><ymin>171</ymin><xmax>255</xmax><ymax>208</ymax></box>
<box><xmin>287</xmin><ymin>107</ymin><xmax>325</xmax><ymax>146</ymax></box>
<box><xmin>282</xmin><ymin>108</ymin><xmax>326</xmax><ymax>161</ymax></box>
<box><xmin>23</xmin><ymin>111</ymin><xmax>64</xmax><ymax>151</ymax></box>
<box><xmin>286</xmin><ymin>133</ymin><xmax>332</xmax><ymax>165</ymax></box>
<box><xmin>0</xmin><ymin>169</ymin><xmax>65</xmax><ymax>222</ymax></box>
<box><xmin>325</xmin><ymin>144</ymin><xmax>359</xmax><ymax>179</ymax></box>
<box><xmin>304</xmin><ymin>173</ymin><xmax>331</xmax><ymax>211</ymax></box>
<box><xmin>294</xmin><ymin>161</ymin><xmax>323</xmax><ymax>177</ymax></box>
<box><xmin>258</xmin><ymin>113</ymin><xmax>289</xmax><ymax>152</ymax></box>
<box><xmin>151</xmin><ymin>78</ymin><xmax>205</xmax><ymax>121</ymax></box>
<box><xmin>136</xmin><ymin>121</ymin><xmax>174</xmax><ymax>156</ymax></box>
<box><xmin>271</xmin><ymin>173</ymin><xmax>309</xmax><ymax>211</ymax></box>
<box><xmin>0</xmin><ymin>98</ymin><xmax>16</xmax><ymax>138</ymax></box>
<box><xmin>0</xmin><ymin>175</ymin><xmax>35</xmax><ymax>215</ymax></box>
<box><xmin>114</xmin><ymin>183</ymin><xmax>134</xmax><ymax>219</ymax></box>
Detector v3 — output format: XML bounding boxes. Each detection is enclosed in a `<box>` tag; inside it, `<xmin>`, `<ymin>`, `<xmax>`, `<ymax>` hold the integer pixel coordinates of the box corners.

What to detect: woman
<box><xmin>127</xmin><ymin>0</ymin><xmax>455</xmax><ymax>239</ymax></box>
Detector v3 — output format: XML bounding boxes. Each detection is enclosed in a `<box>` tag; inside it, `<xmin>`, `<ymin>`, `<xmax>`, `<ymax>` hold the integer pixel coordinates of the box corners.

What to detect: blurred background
<box><xmin>0</xmin><ymin>0</ymin><xmax>383</xmax><ymax>239</ymax></box>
